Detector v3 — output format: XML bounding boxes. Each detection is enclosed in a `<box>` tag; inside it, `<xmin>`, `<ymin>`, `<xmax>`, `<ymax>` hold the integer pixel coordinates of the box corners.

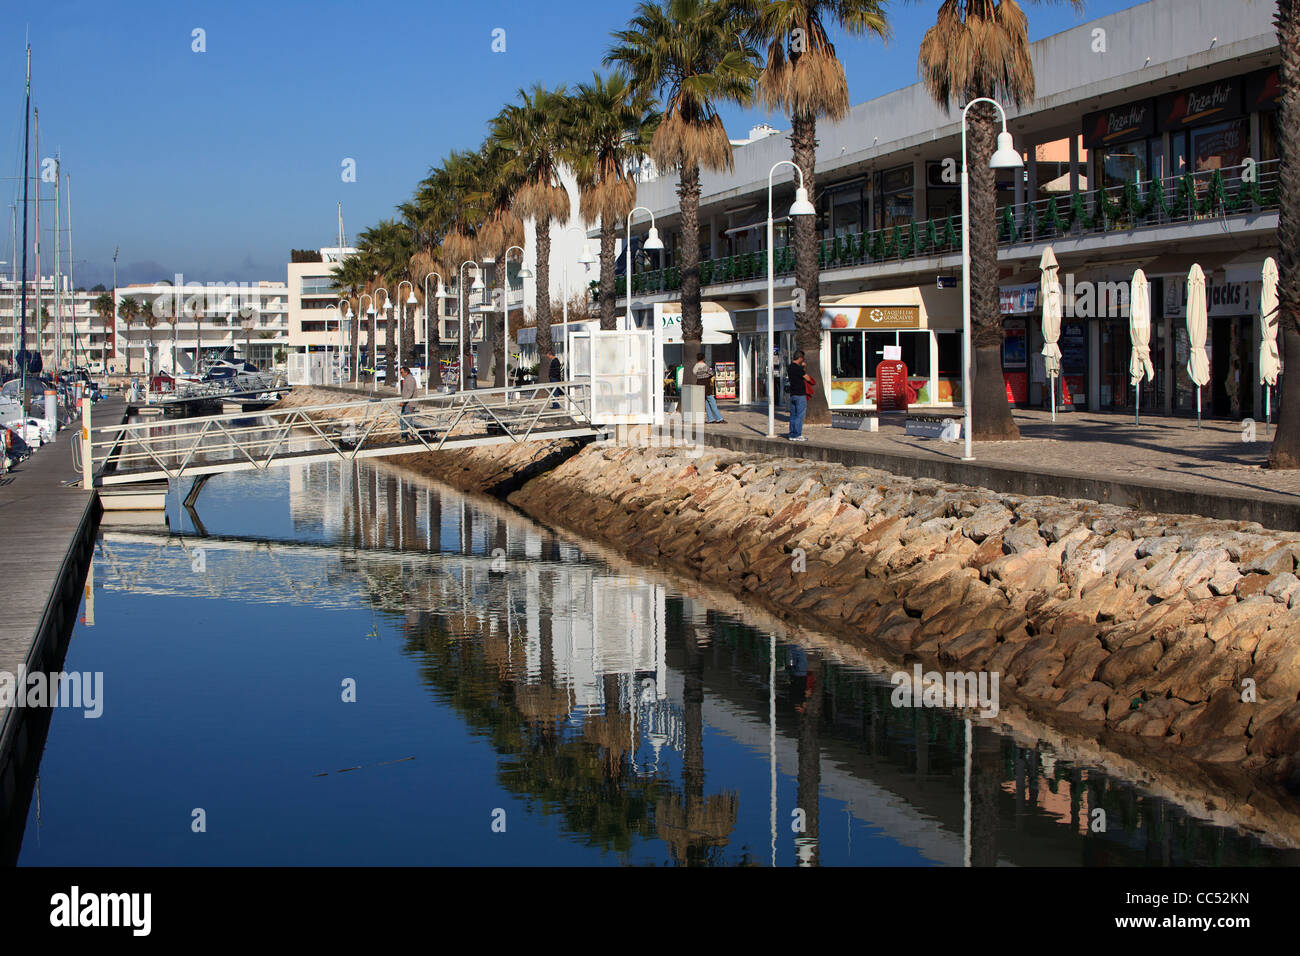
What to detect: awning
<box><xmin>824</xmin><ymin>285</ymin><xmax>962</xmax><ymax>330</ymax></box>
<box><xmin>655</xmin><ymin>300</ymin><xmax>742</xmax><ymax>343</ymax></box>
<box><xmin>1041</xmin><ymin>172</ymin><xmax>1089</xmax><ymax>193</ymax></box>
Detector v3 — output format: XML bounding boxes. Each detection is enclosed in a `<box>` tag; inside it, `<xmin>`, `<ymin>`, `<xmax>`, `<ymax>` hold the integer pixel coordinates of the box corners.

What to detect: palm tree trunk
<box><xmin>792</xmin><ymin>111</ymin><xmax>828</xmax><ymax>425</ymax></box>
<box><xmin>679</xmin><ymin>163</ymin><xmax>703</xmax><ymax>356</ymax></box>
<box><xmin>536</xmin><ymin>218</ymin><xmax>555</xmax><ymax>378</ymax></box>
<box><xmin>349</xmin><ymin>310</ymin><xmax>360</xmax><ymax>383</ymax></box>
<box><xmin>384</xmin><ymin>305</ymin><xmax>395</xmax><ymax>388</ymax></box>
<box><xmin>599</xmin><ymin>225</ymin><xmax>618</xmax><ymax>331</ymax></box>
<box><xmin>428</xmin><ymin>306</ymin><xmax>442</xmax><ymax>388</ymax></box>
<box><xmin>367</xmin><ymin>311</ymin><xmax>377</xmax><ymax>382</ymax></box>
<box><xmin>968</xmin><ymin>104</ymin><xmax>1020</xmax><ymax>441</ymax></box>
<box><xmin>1271</xmin><ymin>0</ymin><xmax>1300</xmax><ymax>467</ymax></box>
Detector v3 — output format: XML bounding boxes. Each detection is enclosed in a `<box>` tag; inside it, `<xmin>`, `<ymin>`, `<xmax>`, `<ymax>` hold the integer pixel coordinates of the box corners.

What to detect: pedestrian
<box><xmin>693</xmin><ymin>352</ymin><xmax>725</xmax><ymax>424</ymax></box>
<box><xmin>398</xmin><ymin>364</ymin><xmax>417</xmax><ymax>438</ymax></box>
<box><xmin>787</xmin><ymin>350</ymin><xmax>812</xmax><ymax>441</ymax></box>
<box><xmin>546</xmin><ymin>349</ymin><xmax>563</xmax><ymax>409</ymax></box>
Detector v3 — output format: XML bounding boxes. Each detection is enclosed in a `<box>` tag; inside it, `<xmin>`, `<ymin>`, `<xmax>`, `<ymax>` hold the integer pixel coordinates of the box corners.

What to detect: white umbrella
<box><xmin>1129</xmin><ymin>269</ymin><xmax>1154</xmax><ymax>425</ymax></box>
<box><xmin>1261</xmin><ymin>256</ymin><xmax>1281</xmax><ymax>432</ymax></box>
<box><xmin>1186</xmin><ymin>263</ymin><xmax>1210</xmax><ymax>428</ymax></box>
<box><xmin>1040</xmin><ymin>248</ymin><xmax>1063</xmax><ymax>422</ymax></box>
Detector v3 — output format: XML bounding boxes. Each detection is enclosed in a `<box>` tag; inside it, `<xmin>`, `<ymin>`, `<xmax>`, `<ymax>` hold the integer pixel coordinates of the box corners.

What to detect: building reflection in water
<box><xmin>88</xmin><ymin>458</ymin><xmax>1300</xmax><ymax>867</ymax></box>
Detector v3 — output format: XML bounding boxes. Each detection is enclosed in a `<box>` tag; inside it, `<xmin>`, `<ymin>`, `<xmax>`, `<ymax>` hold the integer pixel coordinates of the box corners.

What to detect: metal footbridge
<box><xmin>79</xmin><ymin>381</ymin><xmax>606</xmax><ymax>488</ymax></box>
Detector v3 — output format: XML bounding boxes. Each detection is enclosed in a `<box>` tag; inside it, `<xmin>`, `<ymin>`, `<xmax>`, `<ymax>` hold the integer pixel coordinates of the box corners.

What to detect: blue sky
<box><xmin>4</xmin><ymin>0</ymin><xmax>1145</xmax><ymax>289</ymax></box>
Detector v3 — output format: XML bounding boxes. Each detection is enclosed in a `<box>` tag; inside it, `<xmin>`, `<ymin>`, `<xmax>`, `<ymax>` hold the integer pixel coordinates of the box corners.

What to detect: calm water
<box><xmin>13</xmin><ymin>458</ymin><xmax>1300</xmax><ymax>866</ymax></box>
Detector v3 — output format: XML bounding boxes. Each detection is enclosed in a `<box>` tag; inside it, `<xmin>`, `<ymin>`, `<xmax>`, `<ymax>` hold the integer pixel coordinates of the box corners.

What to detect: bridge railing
<box><xmin>87</xmin><ymin>380</ymin><xmax>596</xmax><ymax>485</ymax></box>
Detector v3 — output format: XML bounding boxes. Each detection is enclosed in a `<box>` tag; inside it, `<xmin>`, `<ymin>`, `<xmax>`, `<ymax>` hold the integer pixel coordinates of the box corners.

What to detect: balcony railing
<box><xmin>600</xmin><ymin>160</ymin><xmax>1278</xmax><ymax>299</ymax></box>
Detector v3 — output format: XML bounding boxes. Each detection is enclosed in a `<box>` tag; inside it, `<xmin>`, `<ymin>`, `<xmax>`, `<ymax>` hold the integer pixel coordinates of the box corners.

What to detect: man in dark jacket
<box><xmin>787</xmin><ymin>350</ymin><xmax>811</xmax><ymax>441</ymax></box>
<box><xmin>546</xmin><ymin>350</ymin><xmax>563</xmax><ymax>408</ymax></box>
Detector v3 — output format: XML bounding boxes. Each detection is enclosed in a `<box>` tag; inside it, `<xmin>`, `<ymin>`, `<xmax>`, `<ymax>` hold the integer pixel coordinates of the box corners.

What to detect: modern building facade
<box><xmin>607</xmin><ymin>0</ymin><xmax>1280</xmax><ymax>420</ymax></box>
<box><xmin>1</xmin><ymin>276</ymin><xmax>106</xmax><ymax>370</ymax></box>
<box><xmin>112</xmin><ymin>280</ymin><xmax>290</xmax><ymax>375</ymax></box>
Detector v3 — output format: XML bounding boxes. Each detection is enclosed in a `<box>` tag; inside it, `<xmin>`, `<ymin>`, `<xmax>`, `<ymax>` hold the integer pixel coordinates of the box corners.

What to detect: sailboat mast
<box><xmin>33</xmin><ymin>107</ymin><xmax>40</xmax><ymax>366</ymax></box>
<box><xmin>54</xmin><ymin>153</ymin><xmax>61</xmax><ymax>371</ymax></box>
<box><xmin>18</xmin><ymin>46</ymin><xmax>29</xmax><ymax>377</ymax></box>
<box><xmin>67</xmin><ymin>171</ymin><xmax>77</xmax><ymax>372</ymax></box>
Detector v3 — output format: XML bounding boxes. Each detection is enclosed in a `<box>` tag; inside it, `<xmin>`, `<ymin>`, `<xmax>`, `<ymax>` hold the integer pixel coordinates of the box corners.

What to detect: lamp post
<box><xmin>356</xmin><ymin>293</ymin><xmax>372</xmax><ymax>385</ymax></box>
<box><xmin>397</xmin><ymin>279</ymin><xmax>415</xmax><ymax>371</ymax></box>
<box><xmin>765</xmin><ymin>161</ymin><xmax>817</xmax><ymax>438</ymax></box>
<box><xmin>336</xmin><ymin>298</ymin><xmax>353</xmax><ymax>386</ymax></box>
<box><xmin>458</xmin><ymin>260</ymin><xmax>484</xmax><ymax>390</ymax></box>
<box><xmin>502</xmin><ymin>246</ymin><xmax>530</xmax><ymax>391</ymax></box>
<box><xmin>624</xmin><ymin>206</ymin><xmax>663</xmax><ymax>332</ymax></box>
<box><xmin>959</xmin><ymin>97</ymin><xmax>1024</xmax><ymax>462</ymax></box>
<box><xmin>421</xmin><ymin>271</ymin><xmax>446</xmax><ymax>393</ymax></box>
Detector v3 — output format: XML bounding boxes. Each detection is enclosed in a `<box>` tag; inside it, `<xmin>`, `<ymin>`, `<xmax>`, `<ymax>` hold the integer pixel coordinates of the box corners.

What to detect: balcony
<box><xmin>604</xmin><ymin>160</ymin><xmax>1279</xmax><ymax>299</ymax></box>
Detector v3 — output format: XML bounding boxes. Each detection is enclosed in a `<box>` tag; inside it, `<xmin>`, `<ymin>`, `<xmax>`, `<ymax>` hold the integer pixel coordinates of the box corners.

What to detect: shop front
<box><xmin>652</xmin><ymin>300</ymin><xmax>742</xmax><ymax>397</ymax></box>
<box><xmin>1163</xmin><ymin>272</ymin><xmax>1261</xmax><ymax>418</ymax></box>
<box><xmin>731</xmin><ymin>303</ymin><xmax>796</xmax><ymax>407</ymax></box>
<box><xmin>818</xmin><ymin>286</ymin><xmax>962</xmax><ymax>411</ymax></box>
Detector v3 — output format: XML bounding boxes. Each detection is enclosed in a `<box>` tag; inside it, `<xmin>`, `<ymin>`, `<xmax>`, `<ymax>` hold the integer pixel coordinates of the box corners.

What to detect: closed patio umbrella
<box><xmin>1186</xmin><ymin>264</ymin><xmax>1210</xmax><ymax>428</ymax></box>
<box><xmin>1040</xmin><ymin>248</ymin><xmax>1063</xmax><ymax>422</ymax></box>
<box><xmin>1129</xmin><ymin>269</ymin><xmax>1154</xmax><ymax>425</ymax></box>
<box><xmin>1261</xmin><ymin>256</ymin><xmax>1281</xmax><ymax>432</ymax></box>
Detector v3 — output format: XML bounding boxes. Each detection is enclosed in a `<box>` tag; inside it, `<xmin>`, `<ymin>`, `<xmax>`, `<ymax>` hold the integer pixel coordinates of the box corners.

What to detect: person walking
<box><xmin>786</xmin><ymin>350</ymin><xmax>812</xmax><ymax>441</ymax></box>
<box><xmin>693</xmin><ymin>352</ymin><xmax>725</xmax><ymax>424</ymax></box>
<box><xmin>398</xmin><ymin>364</ymin><xmax>417</xmax><ymax>439</ymax></box>
<box><xmin>545</xmin><ymin>349</ymin><xmax>563</xmax><ymax>409</ymax></box>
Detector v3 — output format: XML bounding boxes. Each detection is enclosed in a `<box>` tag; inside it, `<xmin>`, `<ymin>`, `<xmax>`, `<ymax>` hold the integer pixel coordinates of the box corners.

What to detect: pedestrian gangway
<box><xmin>79</xmin><ymin>381</ymin><xmax>603</xmax><ymax>488</ymax></box>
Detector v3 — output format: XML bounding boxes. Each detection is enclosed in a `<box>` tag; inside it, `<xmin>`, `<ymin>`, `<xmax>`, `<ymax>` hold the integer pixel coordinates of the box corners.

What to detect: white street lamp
<box><xmin>766</xmin><ymin>160</ymin><xmax>817</xmax><ymax>438</ymax></box>
<box><xmin>421</xmin><ymin>271</ymin><xmax>446</xmax><ymax>394</ymax></box>
<box><xmin>371</xmin><ymin>288</ymin><xmax>390</xmax><ymax>393</ymax></box>
<box><xmin>336</xmin><ymin>298</ymin><xmax>353</xmax><ymax>385</ymax></box>
<box><xmin>356</xmin><ymin>293</ymin><xmax>372</xmax><ymax>385</ymax></box>
<box><xmin>502</xmin><ymin>245</ymin><xmax>528</xmax><ymax>393</ymax></box>
<box><xmin>397</xmin><ymin>279</ymin><xmax>416</xmax><ymax>373</ymax></box>
<box><xmin>624</xmin><ymin>205</ymin><xmax>663</xmax><ymax>333</ymax></box>
<box><xmin>960</xmin><ymin>97</ymin><xmax>1023</xmax><ymax>462</ymax></box>
<box><xmin>459</xmin><ymin>260</ymin><xmax>484</xmax><ymax>390</ymax></box>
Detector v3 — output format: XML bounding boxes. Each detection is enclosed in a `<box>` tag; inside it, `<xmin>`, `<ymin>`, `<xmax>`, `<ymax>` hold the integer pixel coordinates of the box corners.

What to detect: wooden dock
<box><xmin>0</xmin><ymin>397</ymin><xmax>124</xmax><ymax>862</ymax></box>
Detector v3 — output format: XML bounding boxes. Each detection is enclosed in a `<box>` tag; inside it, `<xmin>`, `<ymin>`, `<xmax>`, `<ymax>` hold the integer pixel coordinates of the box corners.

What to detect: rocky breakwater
<box><xmin>510</xmin><ymin>441</ymin><xmax>1300</xmax><ymax>789</ymax></box>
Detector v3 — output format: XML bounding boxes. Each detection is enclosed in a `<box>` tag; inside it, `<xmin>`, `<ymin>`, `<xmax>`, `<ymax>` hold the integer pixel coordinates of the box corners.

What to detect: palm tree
<box><xmin>92</xmin><ymin>292</ymin><xmax>114</xmax><ymax>368</ymax></box>
<box><xmin>607</xmin><ymin>0</ymin><xmax>760</xmax><ymax>356</ymax></box>
<box><xmin>918</xmin><ymin>0</ymin><xmax>1079</xmax><ymax>441</ymax></box>
<box><xmin>741</xmin><ymin>0</ymin><xmax>890</xmax><ymax>425</ymax></box>
<box><xmin>571</xmin><ymin>72</ymin><xmax>661</xmax><ymax>331</ymax></box>
<box><xmin>117</xmin><ymin>296</ymin><xmax>138</xmax><ymax>373</ymax></box>
<box><xmin>356</xmin><ymin>219</ymin><xmax>416</xmax><ymax>387</ymax></box>
<box><xmin>143</xmin><ymin>299</ymin><xmax>158</xmax><ymax>377</ymax></box>
<box><xmin>1270</xmin><ymin>0</ymin><xmax>1300</xmax><ymax>467</ymax></box>
<box><xmin>489</xmin><ymin>85</ymin><xmax>575</xmax><ymax>381</ymax></box>
<box><xmin>331</xmin><ymin>252</ymin><xmax>369</xmax><ymax>382</ymax></box>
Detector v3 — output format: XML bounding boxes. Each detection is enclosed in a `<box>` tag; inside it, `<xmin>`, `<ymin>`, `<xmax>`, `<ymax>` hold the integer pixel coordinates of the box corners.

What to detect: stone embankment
<box><xmin>277</xmin><ymin>388</ymin><xmax>1300</xmax><ymax>789</ymax></box>
<box><xmin>506</xmin><ymin>442</ymin><xmax>1300</xmax><ymax>787</ymax></box>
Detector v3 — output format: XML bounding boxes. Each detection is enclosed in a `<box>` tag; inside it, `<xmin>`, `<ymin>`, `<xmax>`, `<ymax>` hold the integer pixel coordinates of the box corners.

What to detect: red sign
<box><xmin>876</xmin><ymin>360</ymin><xmax>909</xmax><ymax>412</ymax></box>
<box><xmin>1004</xmin><ymin>371</ymin><xmax>1029</xmax><ymax>405</ymax></box>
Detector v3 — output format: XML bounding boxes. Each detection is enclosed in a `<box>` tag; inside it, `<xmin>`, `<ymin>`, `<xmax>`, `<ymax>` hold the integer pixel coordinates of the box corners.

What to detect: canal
<box><xmin>13</xmin><ymin>458</ymin><xmax>1300</xmax><ymax>866</ymax></box>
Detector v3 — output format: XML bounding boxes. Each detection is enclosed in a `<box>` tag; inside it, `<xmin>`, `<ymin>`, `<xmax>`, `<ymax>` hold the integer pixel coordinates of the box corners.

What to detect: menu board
<box><xmin>714</xmin><ymin>361</ymin><xmax>736</xmax><ymax>400</ymax></box>
<box><xmin>876</xmin><ymin>360</ymin><xmax>909</xmax><ymax>412</ymax></box>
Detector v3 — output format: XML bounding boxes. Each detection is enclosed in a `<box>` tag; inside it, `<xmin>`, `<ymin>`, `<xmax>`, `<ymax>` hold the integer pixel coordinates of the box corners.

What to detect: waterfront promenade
<box><xmin>699</xmin><ymin>407</ymin><xmax>1300</xmax><ymax>531</ymax></box>
<box><xmin>0</xmin><ymin>398</ymin><xmax>121</xmax><ymax>859</ymax></box>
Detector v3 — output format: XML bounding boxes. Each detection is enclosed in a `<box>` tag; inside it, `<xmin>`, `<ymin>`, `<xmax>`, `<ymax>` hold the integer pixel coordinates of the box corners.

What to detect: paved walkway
<box><xmin>698</xmin><ymin>403</ymin><xmax>1300</xmax><ymax>530</ymax></box>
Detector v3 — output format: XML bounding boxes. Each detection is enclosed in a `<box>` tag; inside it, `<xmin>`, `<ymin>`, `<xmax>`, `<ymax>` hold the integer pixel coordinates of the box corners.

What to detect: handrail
<box><xmin>596</xmin><ymin>159</ymin><xmax>1279</xmax><ymax>298</ymax></box>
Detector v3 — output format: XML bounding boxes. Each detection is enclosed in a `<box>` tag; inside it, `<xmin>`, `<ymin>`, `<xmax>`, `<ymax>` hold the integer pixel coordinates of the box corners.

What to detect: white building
<box><xmin>0</xmin><ymin>276</ymin><xmax>108</xmax><ymax>370</ymax></box>
<box><xmin>113</xmin><ymin>279</ymin><xmax>290</xmax><ymax>375</ymax></box>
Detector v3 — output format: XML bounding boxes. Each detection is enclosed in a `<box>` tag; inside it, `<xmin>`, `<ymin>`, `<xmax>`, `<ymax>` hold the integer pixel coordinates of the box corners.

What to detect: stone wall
<box><xmin>508</xmin><ymin>442</ymin><xmax>1300</xmax><ymax>788</ymax></box>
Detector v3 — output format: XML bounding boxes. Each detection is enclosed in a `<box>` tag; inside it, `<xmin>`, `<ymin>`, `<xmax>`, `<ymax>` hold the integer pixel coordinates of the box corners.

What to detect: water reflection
<box><xmin>45</xmin><ymin>458</ymin><xmax>1300</xmax><ymax>866</ymax></box>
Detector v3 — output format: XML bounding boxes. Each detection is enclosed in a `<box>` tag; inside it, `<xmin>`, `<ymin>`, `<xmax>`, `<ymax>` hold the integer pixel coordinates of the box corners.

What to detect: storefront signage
<box><xmin>1082</xmin><ymin>99</ymin><xmax>1155</xmax><ymax>149</ymax></box>
<box><xmin>876</xmin><ymin>360</ymin><xmax>909</xmax><ymax>412</ymax></box>
<box><xmin>1163</xmin><ymin>276</ymin><xmax>1257</xmax><ymax>318</ymax></box>
<box><xmin>1158</xmin><ymin>77</ymin><xmax>1243</xmax><ymax>131</ymax></box>
<box><xmin>1000</xmin><ymin>284</ymin><xmax>1038</xmax><ymax>315</ymax></box>
<box><xmin>714</xmin><ymin>361</ymin><xmax>736</xmax><ymax>400</ymax></box>
<box><xmin>822</xmin><ymin>305</ymin><xmax>921</xmax><ymax>330</ymax></box>
<box><xmin>1246</xmin><ymin>66</ymin><xmax>1280</xmax><ymax>112</ymax></box>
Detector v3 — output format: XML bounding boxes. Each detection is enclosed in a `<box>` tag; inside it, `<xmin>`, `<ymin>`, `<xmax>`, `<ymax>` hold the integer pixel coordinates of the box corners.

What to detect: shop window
<box><xmin>1098</xmin><ymin>138</ymin><xmax>1149</xmax><ymax>190</ymax></box>
<box><xmin>877</xmin><ymin>165</ymin><xmax>914</xmax><ymax>229</ymax></box>
<box><xmin>830</xmin><ymin>330</ymin><xmax>863</xmax><ymax>379</ymax></box>
<box><xmin>1191</xmin><ymin>118</ymin><xmax>1251</xmax><ymax>172</ymax></box>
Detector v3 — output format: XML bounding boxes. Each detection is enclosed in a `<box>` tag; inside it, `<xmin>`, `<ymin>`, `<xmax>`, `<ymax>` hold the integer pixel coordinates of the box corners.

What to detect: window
<box><xmin>876</xmin><ymin>166</ymin><xmax>914</xmax><ymax>229</ymax></box>
<box><xmin>1190</xmin><ymin>118</ymin><xmax>1251</xmax><ymax>172</ymax></box>
<box><xmin>830</xmin><ymin>331</ymin><xmax>863</xmax><ymax>378</ymax></box>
